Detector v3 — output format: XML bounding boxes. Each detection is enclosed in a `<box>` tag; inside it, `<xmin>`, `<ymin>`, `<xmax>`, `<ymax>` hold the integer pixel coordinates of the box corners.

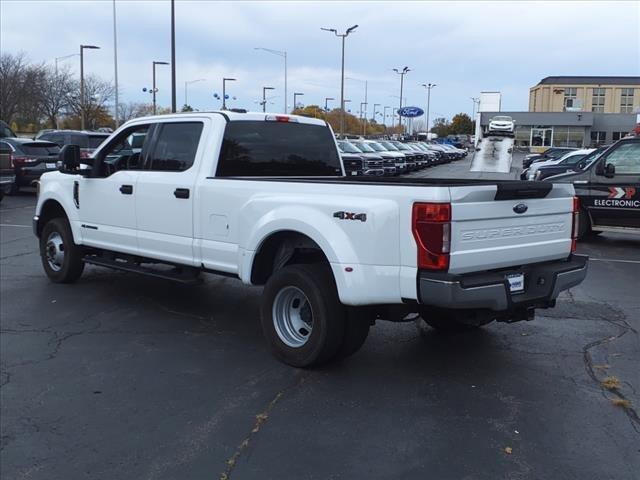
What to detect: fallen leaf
<box><xmin>504</xmin><ymin>447</ymin><xmax>513</xmax><ymax>454</ymax></box>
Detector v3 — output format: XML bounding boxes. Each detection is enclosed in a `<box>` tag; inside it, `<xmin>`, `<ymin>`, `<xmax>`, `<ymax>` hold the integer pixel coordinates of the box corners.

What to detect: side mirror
<box><xmin>604</xmin><ymin>163</ymin><xmax>615</xmax><ymax>177</ymax></box>
<box><xmin>58</xmin><ymin>144</ymin><xmax>81</xmax><ymax>174</ymax></box>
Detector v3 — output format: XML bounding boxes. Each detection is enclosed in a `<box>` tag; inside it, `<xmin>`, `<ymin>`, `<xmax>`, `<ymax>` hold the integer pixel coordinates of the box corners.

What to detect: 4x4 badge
<box><xmin>334</xmin><ymin>211</ymin><xmax>367</xmax><ymax>222</ymax></box>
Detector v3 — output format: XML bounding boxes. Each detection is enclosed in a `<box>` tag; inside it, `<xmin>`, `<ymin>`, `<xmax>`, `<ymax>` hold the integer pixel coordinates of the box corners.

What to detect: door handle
<box><xmin>174</xmin><ymin>188</ymin><xmax>190</xmax><ymax>199</ymax></box>
<box><xmin>119</xmin><ymin>184</ymin><xmax>133</xmax><ymax>195</ymax></box>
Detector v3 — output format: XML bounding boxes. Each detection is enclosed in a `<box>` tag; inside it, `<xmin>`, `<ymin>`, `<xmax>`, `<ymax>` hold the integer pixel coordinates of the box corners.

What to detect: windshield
<box><xmin>492</xmin><ymin>116</ymin><xmax>512</xmax><ymax>122</ymax></box>
<box><xmin>353</xmin><ymin>142</ymin><xmax>375</xmax><ymax>153</ymax></box>
<box><xmin>379</xmin><ymin>141</ymin><xmax>399</xmax><ymax>151</ymax></box>
<box><xmin>391</xmin><ymin>142</ymin><xmax>411</xmax><ymax>151</ymax></box>
<box><xmin>366</xmin><ymin>142</ymin><xmax>387</xmax><ymax>152</ymax></box>
<box><xmin>547</xmin><ymin>149</ymin><xmax>573</xmax><ymax>159</ymax></box>
<box><xmin>18</xmin><ymin>142</ymin><xmax>60</xmax><ymax>156</ymax></box>
<box><xmin>562</xmin><ymin>149</ymin><xmax>603</xmax><ymax>166</ymax></box>
<box><xmin>338</xmin><ymin>141</ymin><xmax>362</xmax><ymax>154</ymax></box>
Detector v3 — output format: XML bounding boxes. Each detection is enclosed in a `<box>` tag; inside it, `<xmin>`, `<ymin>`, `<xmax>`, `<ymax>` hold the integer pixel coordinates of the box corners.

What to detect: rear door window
<box><xmin>88</xmin><ymin>135</ymin><xmax>109</xmax><ymax>149</ymax></box>
<box><xmin>217</xmin><ymin>121</ymin><xmax>341</xmax><ymax>177</ymax></box>
<box><xmin>145</xmin><ymin>122</ymin><xmax>203</xmax><ymax>172</ymax></box>
<box><xmin>68</xmin><ymin>134</ymin><xmax>89</xmax><ymax>148</ymax></box>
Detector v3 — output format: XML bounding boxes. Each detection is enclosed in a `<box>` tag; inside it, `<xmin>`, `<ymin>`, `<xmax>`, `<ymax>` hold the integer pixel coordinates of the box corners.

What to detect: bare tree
<box><xmin>117</xmin><ymin>101</ymin><xmax>153</xmax><ymax>123</ymax></box>
<box><xmin>0</xmin><ymin>52</ymin><xmax>45</xmax><ymax>123</ymax></box>
<box><xmin>66</xmin><ymin>74</ymin><xmax>115</xmax><ymax>129</ymax></box>
<box><xmin>39</xmin><ymin>65</ymin><xmax>74</xmax><ymax>128</ymax></box>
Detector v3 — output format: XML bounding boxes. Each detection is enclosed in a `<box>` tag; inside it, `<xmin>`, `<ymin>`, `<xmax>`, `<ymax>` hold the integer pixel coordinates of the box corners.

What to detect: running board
<box><xmin>84</xmin><ymin>255</ymin><xmax>203</xmax><ymax>285</ymax></box>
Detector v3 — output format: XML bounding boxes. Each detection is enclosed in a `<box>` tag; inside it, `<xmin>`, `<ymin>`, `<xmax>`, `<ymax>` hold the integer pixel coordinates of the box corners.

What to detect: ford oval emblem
<box><xmin>513</xmin><ymin>203</ymin><xmax>528</xmax><ymax>214</ymax></box>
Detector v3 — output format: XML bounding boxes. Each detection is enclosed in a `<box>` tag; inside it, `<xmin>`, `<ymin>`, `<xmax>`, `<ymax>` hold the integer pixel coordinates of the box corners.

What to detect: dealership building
<box><xmin>477</xmin><ymin>76</ymin><xmax>639</xmax><ymax>150</ymax></box>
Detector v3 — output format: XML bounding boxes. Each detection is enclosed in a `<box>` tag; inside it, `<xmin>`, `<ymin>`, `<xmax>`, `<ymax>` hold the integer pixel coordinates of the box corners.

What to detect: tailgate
<box><xmin>449</xmin><ymin>182</ymin><xmax>574</xmax><ymax>274</ymax></box>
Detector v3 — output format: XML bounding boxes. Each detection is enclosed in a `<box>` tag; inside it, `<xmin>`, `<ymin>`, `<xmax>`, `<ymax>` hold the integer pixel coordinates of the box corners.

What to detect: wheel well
<box><xmin>251</xmin><ymin>231</ymin><xmax>329</xmax><ymax>285</ymax></box>
<box><xmin>37</xmin><ymin>200</ymin><xmax>68</xmax><ymax>237</ymax></box>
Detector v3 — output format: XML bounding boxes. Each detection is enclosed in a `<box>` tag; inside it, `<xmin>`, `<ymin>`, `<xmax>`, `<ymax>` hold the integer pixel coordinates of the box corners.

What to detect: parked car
<box><xmin>349</xmin><ymin>141</ymin><xmax>396</xmax><ymax>176</ymax></box>
<box><xmin>533</xmin><ymin>146</ymin><xmax>607</xmax><ymax>181</ymax></box>
<box><xmin>359</xmin><ymin>140</ymin><xmax>407</xmax><ymax>174</ymax></box>
<box><xmin>425</xmin><ymin>143</ymin><xmax>455</xmax><ymax>162</ymax></box>
<box><xmin>34</xmin><ymin>111</ymin><xmax>587</xmax><ymax>367</ymax></box>
<box><xmin>523</xmin><ymin>147</ymin><xmax>577</xmax><ymax>169</ymax></box>
<box><xmin>0</xmin><ymin>138</ymin><xmax>60</xmax><ymax>193</ymax></box>
<box><xmin>390</xmin><ymin>141</ymin><xmax>424</xmax><ymax>169</ymax></box>
<box><xmin>487</xmin><ymin>115</ymin><xmax>515</xmax><ymax>136</ymax></box>
<box><xmin>522</xmin><ymin>149</ymin><xmax>595</xmax><ymax>180</ymax></box>
<box><xmin>0</xmin><ymin>120</ymin><xmax>17</xmax><ymax>139</ymax></box>
<box><xmin>0</xmin><ymin>142</ymin><xmax>16</xmax><ymax>201</ymax></box>
<box><xmin>337</xmin><ymin>141</ymin><xmax>383</xmax><ymax>176</ymax></box>
<box><xmin>544</xmin><ymin>137</ymin><xmax>639</xmax><ymax>238</ymax></box>
<box><xmin>419</xmin><ymin>143</ymin><xmax>447</xmax><ymax>164</ymax></box>
<box><xmin>36</xmin><ymin>130</ymin><xmax>110</xmax><ymax>159</ymax></box>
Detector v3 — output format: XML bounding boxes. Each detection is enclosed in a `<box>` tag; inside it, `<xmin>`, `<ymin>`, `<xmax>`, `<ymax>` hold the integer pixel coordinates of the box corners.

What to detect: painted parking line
<box><xmin>0</xmin><ymin>224</ymin><xmax>30</xmax><ymax>228</ymax></box>
<box><xmin>589</xmin><ymin>257</ymin><xmax>640</xmax><ymax>265</ymax></box>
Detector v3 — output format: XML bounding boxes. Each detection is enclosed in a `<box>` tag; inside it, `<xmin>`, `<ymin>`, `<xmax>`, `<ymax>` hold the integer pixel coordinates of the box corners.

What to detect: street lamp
<box><xmin>255</xmin><ymin>47</ymin><xmax>287</xmax><ymax>114</ymax></box>
<box><xmin>222</xmin><ymin>78</ymin><xmax>236</xmax><ymax>109</ymax></box>
<box><xmin>393</xmin><ymin>66</ymin><xmax>410</xmax><ymax>130</ymax></box>
<box><xmin>293</xmin><ymin>92</ymin><xmax>304</xmax><ymax>111</ymax></box>
<box><xmin>471</xmin><ymin>96</ymin><xmax>480</xmax><ymax>119</ymax></box>
<box><xmin>324</xmin><ymin>97</ymin><xmax>335</xmax><ymax>111</ymax></box>
<box><xmin>80</xmin><ymin>44</ymin><xmax>100</xmax><ymax>131</ymax></box>
<box><xmin>346</xmin><ymin>77</ymin><xmax>367</xmax><ymax>135</ymax></box>
<box><xmin>372</xmin><ymin>103</ymin><xmax>381</xmax><ymax>126</ymax></box>
<box><xmin>262</xmin><ymin>86</ymin><xmax>275</xmax><ymax>112</ymax></box>
<box><xmin>184</xmin><ymin>79</ymin><xmax>206</xmax><ymax>108</ymax></box>
<box><xmin>321</xmin><ymin>24</ymin><xmax>358</xmax><ymax>137</ymax></box>
<box><xmin>54</xmin><ymin>53</ymin><xmax>79</xmax><ymax>129</ymax></box>
<box><xmin>421</xmin><ymin>83</ymin><xmax>437</xmax><ymax>136</ymax></box>
<box><xmin>152</xmin><ymin>61</ymin><xmax>170</xmax><ymax>115</ymax></box>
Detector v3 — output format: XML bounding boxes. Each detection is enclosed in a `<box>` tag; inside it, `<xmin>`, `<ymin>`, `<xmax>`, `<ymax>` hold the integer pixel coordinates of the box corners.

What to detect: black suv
<box><xmin>0</xmin><ymin>138</ymin><xmax>60</xmax><ymax>193</ymax></box>
<box><xmin>36</xmin><ymin>130</ymin><xmax>110</xmax><ymax>159</ymax></box>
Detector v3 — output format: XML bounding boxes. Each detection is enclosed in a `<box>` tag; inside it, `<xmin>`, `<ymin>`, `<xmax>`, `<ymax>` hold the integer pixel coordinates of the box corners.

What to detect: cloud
<box><xmin>1</xmin><ymin>0</ymin><xmax>638</xmax><ymax>117</ymax></box>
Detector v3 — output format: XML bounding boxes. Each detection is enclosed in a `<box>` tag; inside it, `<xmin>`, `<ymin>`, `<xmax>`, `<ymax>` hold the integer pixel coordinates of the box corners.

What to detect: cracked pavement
<box><xmin>1</xmin><ymin>177</ymin><xmax>639</xmax><ymax>479</ymax></box>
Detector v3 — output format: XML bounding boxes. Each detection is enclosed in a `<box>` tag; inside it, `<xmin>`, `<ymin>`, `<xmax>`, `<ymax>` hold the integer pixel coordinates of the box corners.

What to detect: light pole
<box><xmin>262</xmin><ymin>86</ymin><xmax>275</xmax><ymax>112</ymax></box>
<box><xmin>421</xmin><ymin>83</ymin><xmax>436</xmax><ymax>137</ymax></box>
<box><xmin>321</xmin><ymin>24</ymin><xmax>358</xmax><ymax>138</ymax></box>
<box><xmin>346</xmin><ymin>77</ymin><xmax>367</xmax><ymax>135</ymax></box>
<box><xmin>112</xmin><ymin>0</ymin><xmax>119</xmax><ymax>127</ymax></box>
<box><xmin>324</xmin><ymin>97</ymin><xmax>334</xmax><ymax>111</ymax></box>
<box><xmin>184</xmin><ymin>79</ymin><xmax>205</xmax><ymax>108</ymax></box>
<box><xmin>80</xmin><ymin>44</ymin><xmax>100</xmax><ymax>131</ymax></box>
<box><xmin>170</xmin><ymin>0</ymin><xmax>176</xmax><ymax>112</ymax></box>
<box><xmin>254</xmin><ymin>47</ymin><xmax>287</xmax><ymax>114</ymax></box>
<box><xmin>471</xmin><ymin>96</ymin><xmax>480</xmax><ymax>119</ymax></box>
<box><xmin>383</xmin><ymin>106</ymin><xmax>391</xmax><ymax>127</ymax></box>
<box><xmin>152</xmin><ymin>61</ymin><xmax>170</xmax><ymax>115</ymax></box>
<box><xmin>293</xmin><ymin>92</ymin><xmax>304</xmax><ymax>111</ymax></box>
<box><xmin>393</xmin><ymin>66</ymin><xmax>410</xmax><ymax>131</ymax></box>
<box><xmin>222</xmin><ymin>78</ymin><xmax>236</xmax><ymax>109</ymax></box>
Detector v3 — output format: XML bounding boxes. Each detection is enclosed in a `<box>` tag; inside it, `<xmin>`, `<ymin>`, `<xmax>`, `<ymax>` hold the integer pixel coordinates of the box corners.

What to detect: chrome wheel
<box><xmin>45</xmin><ymin>231</ymin><xmax>65</xmax><ymax>272</ymax></box>
<box><xmin>272</xmin><ymin>286</ymin><xmax>314</xmax><ymax>348</ymax></box>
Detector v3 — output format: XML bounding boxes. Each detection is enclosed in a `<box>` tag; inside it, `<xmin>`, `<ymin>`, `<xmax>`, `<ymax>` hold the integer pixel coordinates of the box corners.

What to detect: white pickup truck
<box><xmin>33</xmin><ymin>111</ymin><xmax>588</xmax><ymax>367</ymax></box>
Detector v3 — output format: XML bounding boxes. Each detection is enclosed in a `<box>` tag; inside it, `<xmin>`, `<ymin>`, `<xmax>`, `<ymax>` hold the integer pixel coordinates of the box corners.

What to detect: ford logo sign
<box><xmin>397</xmin><ymin>106</ymin><xmax>424</xmax><ymax>118</ymax></box>
<box><xmin>513</xmin><ymin>203</ymin><xmax>528</xmax><ymax>214</ymax></box>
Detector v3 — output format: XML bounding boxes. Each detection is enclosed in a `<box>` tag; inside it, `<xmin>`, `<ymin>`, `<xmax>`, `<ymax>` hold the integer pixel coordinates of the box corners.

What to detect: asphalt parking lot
<box><xmin>1</xmin><ymin>162</ymin><xmax>639</xmax><ymax>479</ymax></box>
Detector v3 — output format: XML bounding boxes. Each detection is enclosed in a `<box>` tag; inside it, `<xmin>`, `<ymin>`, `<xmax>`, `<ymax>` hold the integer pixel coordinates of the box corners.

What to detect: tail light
<box><xmin>265</xmin><ymin>115</ymin><xmax>298</xmax><ymax>123</ymax></box>
<box><xmin>571</xmin><ymin>196</ymin><xmax>579</xmax><ymax>253</ymax></box>
<box><xmin>11</xmin><ymin>156</ymin><xmax>35</xmax><ymax>166</ymax></box>
<box><xmin>412</xmin><ymin>202</ymin><xmax>451</xmax><ymax>271</ymax></box>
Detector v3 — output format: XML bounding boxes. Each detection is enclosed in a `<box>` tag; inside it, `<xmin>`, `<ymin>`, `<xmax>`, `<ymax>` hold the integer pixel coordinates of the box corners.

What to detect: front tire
<box><xmin>39</xmin><ymin>217</ymin><xmax>85</xmax><ymax>283</ymax></box>
<box><xmin>260</xmin><ymin>264</ymin><xmax>345</xmax><ymax>368</ymax></box>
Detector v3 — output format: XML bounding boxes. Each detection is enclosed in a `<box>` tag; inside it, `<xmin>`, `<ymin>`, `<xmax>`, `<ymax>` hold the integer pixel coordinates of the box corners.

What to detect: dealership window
<box><xmin>514</xmin><ymin>125</ymin><xmax>531</xmax><ymax>147</ymax></box>
<box><xmin>612</xmin><ymin>131</ymin><xmax>629</xmax><ymax>141</ymax></box>
<box><xmin>554</xmin><ymin>126</ymin><xmax>585</xmax><ymax>148</ymax></box>
<box><xmin>590</xmin><ymin>131</ymin><xmax>606</xmax><ymax>146</ymax></box>
<box><xmin>591</xmin><ymin>88</ymin><xmax>606</xmax><ymax>112</ymax></box>
<box><xmin>531</xmin><ymin>126</ymin><xmax>553</xmax><ymax>147</ymax></box>
<box><xmin>620</xmin><ymin>88</ymin><xmax>634</xmax><ymax>113</ymax></box>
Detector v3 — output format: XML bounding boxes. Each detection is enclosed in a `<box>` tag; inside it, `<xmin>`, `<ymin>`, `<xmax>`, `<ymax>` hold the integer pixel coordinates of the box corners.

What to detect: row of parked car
<box><xmin>520</xmin><ymin>146</ymin><xmax>609</xmax><ymax>181</ymax></box>
<box><xmin>336</xmin><ymin>138</ymin><xmax>467</xmax><ymax>176</ymax></box>
<box><xmin>0</xmin><ymin>122</ymin><xmax>110</xmax><ymax>197</ymax></box>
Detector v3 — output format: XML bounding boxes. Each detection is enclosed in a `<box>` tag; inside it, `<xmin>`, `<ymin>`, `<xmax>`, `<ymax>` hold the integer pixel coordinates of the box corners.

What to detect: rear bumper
<box><xmin>418</xmin><ymin>254</ymin><xmax>588</xmax><ymax>311</ymax></box>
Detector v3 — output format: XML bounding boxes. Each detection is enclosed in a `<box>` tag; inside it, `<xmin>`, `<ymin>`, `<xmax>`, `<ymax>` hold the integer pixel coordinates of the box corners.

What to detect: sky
<box><xmin>1</xmin><ymin>0</ymin><xmax>639</xmax><ymax>121</ymax></box>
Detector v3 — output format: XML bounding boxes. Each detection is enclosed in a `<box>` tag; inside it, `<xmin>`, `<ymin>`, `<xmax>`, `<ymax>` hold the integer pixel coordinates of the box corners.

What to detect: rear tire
<box><xmin>39</xmin><ymin>217</ymin><xmax>85</xmax><ymax>283</ymax></box>
<box><xmin>260</xmin><ymin>264</ymin><xmax>345</xmax><ymax>368</ymax></box>
<box><xmin>577</xmin><ymin>208</ymin><xmax>592</xmax><ymax>240</ymax></box>
<box><xmin>416</xmin><ymin>307</ymin><xmax>494</xmax><ymax>334</ymax></box>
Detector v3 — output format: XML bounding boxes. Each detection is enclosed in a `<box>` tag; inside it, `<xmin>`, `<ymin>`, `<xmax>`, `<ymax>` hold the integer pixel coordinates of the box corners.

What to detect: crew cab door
<box><xmin>135</xmin><ymin>120</ymin><xmax>205</xmax><ymax>266</ymax></box>
<box><xmin>587</xmin><ymin>141</ymin><xmax>640</xmax><ymax>229</ymax></box>
<box><xmin>77</xmin><ymin>123</ymin><xmax>151</xmax><ymax>254</ymax></box>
